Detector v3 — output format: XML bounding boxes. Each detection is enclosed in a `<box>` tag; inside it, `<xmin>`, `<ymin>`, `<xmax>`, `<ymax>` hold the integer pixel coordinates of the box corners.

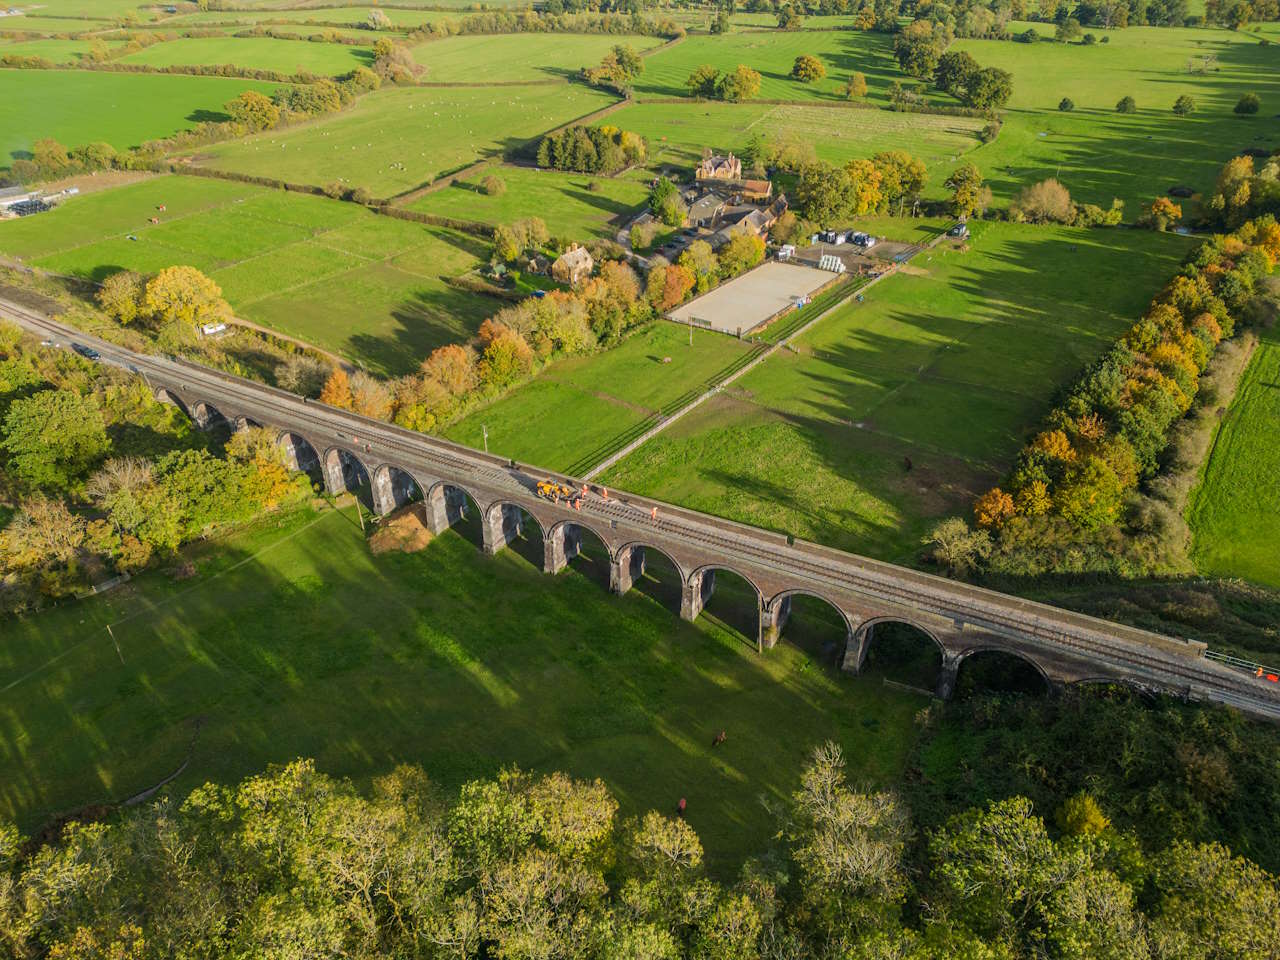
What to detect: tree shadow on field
<box><xmin>426</xmin><ymin>227</ymin><xmax>490</xmax><ymax>261</ymax></box>
<box><xmin>187</xmin><ymin>108</ymin><xmax>231</xmax><ymax>125</ymax></box>
<box><xmin>349</xmin><ymin>286</ymin><xmax>489</xmax><ymax>375</ymax></box>
<box><xmin>563</xmin><ymin>186</ymin><xmax>642</xmax><ymax>219</ymax></box>
<box><xmin>0</xmin><ymin>507</ymin><xmax>918</xmax><ymax>876</ymax></box>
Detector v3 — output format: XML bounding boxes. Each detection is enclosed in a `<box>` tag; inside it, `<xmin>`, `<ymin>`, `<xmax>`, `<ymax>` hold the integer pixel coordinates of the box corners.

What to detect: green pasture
<box><xmin>1187</xmin><ymin>329</ymin><xmax>1280</xmax><ymax>590</ymax></box>
<box><xmin>0</xmin><ymin>69</ymin><xmax>281</xmax><ymax>165</ymax></box>
<box><xmin>0</xmin><ymin>176</ymin><xmax>493</xmax><ymax>375</ymax></box>
<box><xmin>445</xmin><ymin>321</ymin><xmax>758</xmax><ymax>472</ymax></box>
<box><xmin>411</xmin><ymin>32</ymin><xmax>665</xmax><ymax>82</ymax></box>
<box><xmin>116</xmin><ymin>35</ymin><xmax>373</xmax><ymax>74</ymax></box>
<box><xmin>406</xmin><ymin>164</ymin><xmax>649</xmax><ymax>239</ymax></box>
<box><xmin>602</xmin><ymin>222</ymin><xmax>1192</xmax><ymax>560</ymax></box>
<box><xmin>0</xmin><ymin>17</ymin><xmax>118</xmax><ymax>34</ymax></box>
<box><xmin>634</xmin><ymin>28</ymin><xmax>901</xmax><ymax>103</ymax></box>
<box><xmin>0</xmin><ymin>37</ymin><xmax>114</xmax><ymax>62</ymax></box>
<box><xmin>954</xmin><ymin>25</ymin><xmax>1280</xmax><ymax>210</ymax></box>
<box><xmin>6</xmin><ymin>0</ymin><xmax>164</xmax><ymax>18</ymax></box>
<box><xmin>0</xmin><ymin>504</ymin><xmax>922</xmax><ymax>870</ymax></box>
<box><xmin>605</xmin><ymin>99</ymin><xmax>983</xmax><ymax>170</ymax></box>
<box><xmin>194</xmin><ymin>83</ymin><xmax>619</xmax><ymax>198</ymax></box>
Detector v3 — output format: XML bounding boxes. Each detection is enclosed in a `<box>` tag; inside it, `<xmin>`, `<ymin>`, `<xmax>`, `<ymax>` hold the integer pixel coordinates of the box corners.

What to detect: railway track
<box><xmin>7</xmin><ymin>300</ymin><xmax>1280</xmax><ymax>718</ymax></box>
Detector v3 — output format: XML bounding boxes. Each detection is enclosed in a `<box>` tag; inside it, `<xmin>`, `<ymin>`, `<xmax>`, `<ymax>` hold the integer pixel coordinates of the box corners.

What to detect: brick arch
<box><xmin>371</xmin><ymin>463</ymin><xmax>425</xmax><ymax>516</ymax></box>
<box><xmin>485</xmin><ymin>498</ymin><xmax>546</xmax><ymax>540</ymax></box>
<box><xmin>191</xmin><ymin>399</ymin><xmax>229</xmax><ymax>430</ymax></box>
<box><xmin>688</xmin><ymin>562</ymin><xmax>763</xmax><ymax>603</ymax></box>
<box><xmin>613</xmin><ymin>539</ymin><xmax>687</xmax><ymax>584</ymax></box>
<box><xmin>954</xmin><ymin>643</ymin><xmax>1054</xmax><ymax>692</ymax></box>
<box><xmin>762</xmin><ymin>588</ymin><xmax>856</xmax><ymax>652</ymax></box>
<box><xmin>547</xmin><ymin>517</ymin><xmax>615</xmax><ymax>556</ymax></box>
<box><xmin>855</xmin><ymin>615</ymin><xmax>949</xmax><ymax>658</ymax></box>
<box><xmin>322</xmin><ymin>445</ymin><xmax>372</xmax><ymax>505</ymax></box>
<box><xmin>154</xmin><ymin>387</ymin><xmax>189</xmax><ymax>418</ymax></box>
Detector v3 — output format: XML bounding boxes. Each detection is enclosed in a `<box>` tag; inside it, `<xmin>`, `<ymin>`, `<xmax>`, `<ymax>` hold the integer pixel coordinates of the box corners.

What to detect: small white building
<box><xmin>818</xmin><ymin>254</ymin><xmax>847</xmax><ymax>273</ymax></box>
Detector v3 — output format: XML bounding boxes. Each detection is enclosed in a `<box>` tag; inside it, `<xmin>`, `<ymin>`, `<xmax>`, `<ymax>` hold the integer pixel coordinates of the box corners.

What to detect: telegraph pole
<box><xmin>482</xmin><ymin>424</ymin><xmax>489</xmax><ymax>453</ymax></box>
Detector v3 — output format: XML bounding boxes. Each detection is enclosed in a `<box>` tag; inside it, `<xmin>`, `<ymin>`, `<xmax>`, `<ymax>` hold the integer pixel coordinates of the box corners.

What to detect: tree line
<box><xmin>925</xmin><ymin>215</ymin><xmax>1280</xmax><ymax>579</ymax></box>
<box><xmin>2</xmin><ymin>740</ymin><xmax>1277</xmax><ymax>958</ymax></box>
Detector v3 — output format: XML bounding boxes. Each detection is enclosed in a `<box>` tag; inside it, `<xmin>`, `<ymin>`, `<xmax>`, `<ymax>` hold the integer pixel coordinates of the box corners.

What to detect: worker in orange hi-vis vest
<box><xmin>602</xmin><ymin>488</ymin><xmax>609</xmax><ymax>500</ymax></box>
<box><xmin>574</xmin><ymin>498</ymin><xmax>581</xmax><ymax>511</ymax></box>
<box><xmin>582</xmin><ymin>484</ymin><xmax>589</xmax><ymax>497</ymax></box>
<box><xmin>651</xmin><ymin>507</ymin><xmax>658</xmax><ymax>521</ymax></box>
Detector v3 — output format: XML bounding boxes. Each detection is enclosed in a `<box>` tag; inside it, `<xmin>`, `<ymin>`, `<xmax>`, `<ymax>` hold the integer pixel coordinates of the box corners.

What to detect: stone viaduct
<box><xmin>9</xmin><ymin>303</ymin><xmax>1280</xmax><ymax>719</ymax></box>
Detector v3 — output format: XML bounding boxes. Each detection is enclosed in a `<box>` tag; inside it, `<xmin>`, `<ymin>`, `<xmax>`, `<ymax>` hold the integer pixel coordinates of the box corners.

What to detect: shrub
<box><xmin>1082</xmin><ymin>32</ymin><xmax>1097</xmax><ymax>44</ymax></box>
<box><xmin>791</xmin><ymin>54</ymin><xmax>826</xmax><ymax>83</ymax></box>
<box><xmin>1234</xmin><ymin>92</ymin><xmax>1261</xmax><ymax>115</ymax></box>
<box><xmin>1173</xmin><ymin>94</ymin><xmax>1195</xmax><ymax>116</ymax></box>
<box><xmin>844</xmin><ymin>71</ymin><xmax>868</xmax><ymax>99</ymax></box>
<box><xmin>481</xmin><ymin>174</ymin><xmax>506</xmax><ymax>197</ymax></box>
<box><xmin>1017</xmin><ymin>27</ymin><xmax>1040</xmax><ymax>42</ymax></box>
<box><xmin>979</xmin><ymin>120</ymin><xmax>1002</xmax><ymax>143</ymax></box>
<box><xmin>1059</xmin><ymin>97</ymin><xmax>1074</xmax><ymax>112</ymax></box>
<box><xmin>1116</xmin><ymin>95</ymin><xmax>1137</xmax><ymax>113</ymax></box>
<box><xmin>1010</xmin><ymin>178</ymin><xmax>1073</xmax><ymax>224</ymax></box>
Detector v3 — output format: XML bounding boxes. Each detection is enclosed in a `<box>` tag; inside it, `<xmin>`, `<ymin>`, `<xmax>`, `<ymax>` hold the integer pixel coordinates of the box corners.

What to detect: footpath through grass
<box><xmin>0</xmin><ymin>504</ymin><xmax>921</xmax><ymax>871</ymax></box>
<box><xmin>0</xmin><ymin>175</ymin><xmax>494</xmax><ymax>375</ymax></box>
<box><xmin>602</xmin><ymin>222</ymin><xmax>1192</xmax><ymax>561</ymax></box>
<box><xmin>1187</xmin><ymin>327</ymin><xmax>1280</xmax><ymax>590</ymax></box>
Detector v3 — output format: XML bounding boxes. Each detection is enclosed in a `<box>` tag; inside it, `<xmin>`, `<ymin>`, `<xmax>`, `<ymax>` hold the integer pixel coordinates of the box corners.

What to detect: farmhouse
<box><xmin>551</xmin><ymin>244</ymin><xmax>594</xmax><ymax>286</ymax></box>
<box><xmin>696</xmin><ymin>152</ymin><xmax>742</xmax><ymax>181</ymax></box>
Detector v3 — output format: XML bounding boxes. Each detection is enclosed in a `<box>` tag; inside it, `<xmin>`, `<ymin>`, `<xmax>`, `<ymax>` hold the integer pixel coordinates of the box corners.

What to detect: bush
<box><xmin>979</xmin><ymin>120</ymin><xmax>1002</xmax><ymax>143</ymax></box>
<box><xmin>481</xmin><ymin>174</ymin><xmax>506</xmax><ymax>197</ymax></box>
<box><xmin>1235</xmin><ymin>92</ymin><xmax>1261</xmax><ymax>115</ymax></box>
<box><xmin>1059</xmin><ymin>97</ymin><xmax>1074</xmax><ymax>112</ymax></box>
<box><xmin>1116</xmin><ymin>95</ymin><xmax>1137</xmax><ymax>113</ymax></box>
<box><xmin>844</xmin><ymin>71</ymin><xmax>868</xmax><ymax>99</ymax></box>
<box><xmin>1010</xmin><ymin>178</ymin><xmax>1073</xmax><ymax>223</ymax></box>
<box><xmin>1017</xmin><ymin>27</ymin><xmax>1040</xmax><ymax>42</ymax></box>
<box><xmin>1173</xmin><ymin>94</ymin><xmax>1195</xmax><ymax>116</ymax></box>
<box><xmin>1082</xmin><ymin>32</ymin><xmax>1097</xmax><ymax>44</ymax></box>
<box><xmin>791</xmin><ymin>54</ymin><xmax>826</xmax><ymax>83</ymax></box>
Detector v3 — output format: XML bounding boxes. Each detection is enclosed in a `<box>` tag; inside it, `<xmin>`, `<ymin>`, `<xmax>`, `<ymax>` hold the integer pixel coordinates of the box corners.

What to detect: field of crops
<box><xmin>411</xmin><ymin>32</ymin><xmax>666</xmax><ymax>83</ymax></box>
<box><xmin>601</xmin><ymin>222</ymin><xmax>1192</xmax><ymax>560</ymax></box>
<box><xmin>0</xmin><ymin>69</ymin><xmax>281</xmax><ymax>163</ymax></box>
<box><xmin>115</xmin><ymin>35</ymin><xmax>374</xmax><ymax>75</ymax></box>
<box><xmin>1188</xmin><ymin>330</ymin><xmax>1280</xmax><ymax>589</ymax></box>
<box><xmin>406</xmin><ymin>164</ymin><xmax>649</xmax><ymax>239</ymax></box>
<box><xmin>0</xmin><ymin>176</ymin><xmax>493</xmax><ymax>374</ymax></box>
<box><xmin>193</xmin><ymin>83</ymin><xmax>619</xmax><ymax>198</ymax></box>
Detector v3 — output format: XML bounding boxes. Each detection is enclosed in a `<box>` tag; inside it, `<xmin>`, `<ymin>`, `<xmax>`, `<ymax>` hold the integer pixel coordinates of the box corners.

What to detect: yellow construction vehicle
<box><xmin>537</xmin><ymin>480</ymin><xmax>574</xmax><ymax>500</ymax></box>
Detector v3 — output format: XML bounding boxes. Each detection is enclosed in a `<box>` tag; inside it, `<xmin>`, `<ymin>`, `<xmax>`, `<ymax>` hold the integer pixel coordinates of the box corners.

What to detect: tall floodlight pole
<box><xmin>482</xmin><ymin>424</ymin><xmax>489</xmax><ymax>454</ymax></box>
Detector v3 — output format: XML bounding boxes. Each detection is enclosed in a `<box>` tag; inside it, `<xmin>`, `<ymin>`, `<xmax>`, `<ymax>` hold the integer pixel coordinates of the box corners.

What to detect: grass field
<box><xmin>953</xmin><ymin>25</ymin><xmax>1280</xmax><ymax>210</ymax></box>
<box><xmin>0</xmin><ymin>38</ymin><xmax>116</xmax><ymax>61</ymax></box>
<box><xmin>444</xmin><ymin>321</ymin><xmax>759</xmax><ymax>472</ymax></box>
<box><xmin>411</xmin><ymin>33</ymin><xmax>665</xmax><ymax>82</ymax></box>
<box><xmin>194</xmin><ymin>83</ymin><xmax>619</xmax><ymax>198</ymax></box>
<box><xmin>1187</xmin><ymin>328</ymin><xmax>1280</xmax><ymax>589</ymax></box>
<box><xmin>0</xmin><ymin>69</ymin><xmax>281</xmax><ymax>164</ymax></box>
<box><xmin>0</xmin><ymin>503</ymin><xmax>923</xmax><ymax>870</ymax></box>
<box><xmin>0</xmin><ymin>176</ymin><xmax>493</xmax><ymax>374</ymax></box>
<box><xmin>601</xmin><ymin>222</ymin><xmax>1192</xmax><ymax>560</ymax></box>
<box><xmin>116</xmin><ymin>35</ymin><xmax>373</xmax><ymax>75</ymax></box>
<box><xmin>406</xmin><ymin>164</ymin><xmax>649</xmax><ymax>239</ymax></box>
<box><xmin>604</xmin><ymin>99</ymin><xmax>984</xmax><ymax>170</ymax></box>
<box><xmin>634</xmin><ymin>29</ymin><xmax>901</xmax><ymax>103</ymax></box>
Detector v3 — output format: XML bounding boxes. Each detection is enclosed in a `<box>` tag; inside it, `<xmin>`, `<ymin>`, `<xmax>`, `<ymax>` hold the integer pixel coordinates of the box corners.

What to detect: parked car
<box><xmin>71</xmin><ymin>343</ymin><xmax>100</xmax><ymax>361</ymax></box>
